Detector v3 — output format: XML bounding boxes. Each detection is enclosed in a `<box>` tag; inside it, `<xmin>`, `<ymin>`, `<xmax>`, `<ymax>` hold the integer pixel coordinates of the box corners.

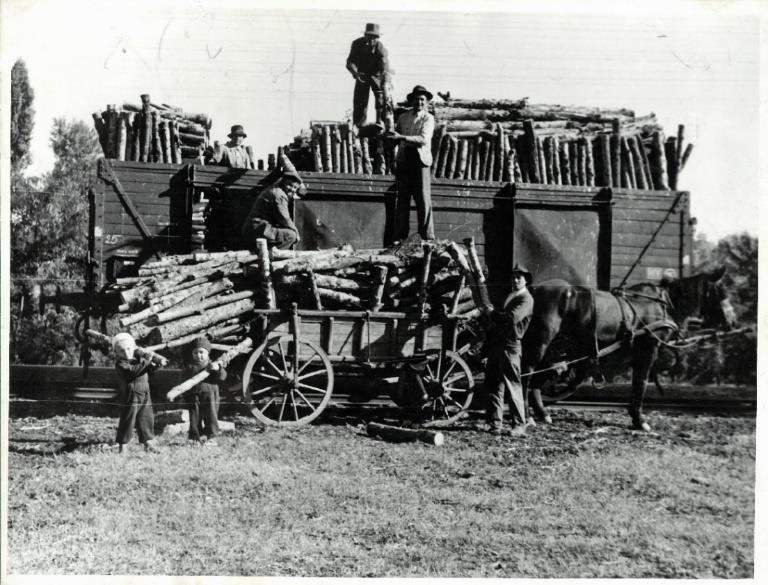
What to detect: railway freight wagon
<box><xmin>90</xmin><ymin>157</ymin><xmax>693</xmax><ymax>300</ymax></box>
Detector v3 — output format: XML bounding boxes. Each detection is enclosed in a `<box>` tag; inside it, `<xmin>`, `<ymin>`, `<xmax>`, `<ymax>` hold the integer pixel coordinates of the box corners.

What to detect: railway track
<box><xmin>8</xmin><ymin>364</ymin><xmax>756</xmax><ymax>417</ymax></box>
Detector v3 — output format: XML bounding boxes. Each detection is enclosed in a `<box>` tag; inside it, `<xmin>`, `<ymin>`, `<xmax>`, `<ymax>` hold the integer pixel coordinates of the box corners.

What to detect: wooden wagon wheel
<box><xmin>414</xmin><ymin>350</ymin><xmax>475</xmax><ymax>427</ymax></box>
<box><xmin>242</xmin><ymin>335</ymin><xmax>334</xmax><ymax>427</ymax></box>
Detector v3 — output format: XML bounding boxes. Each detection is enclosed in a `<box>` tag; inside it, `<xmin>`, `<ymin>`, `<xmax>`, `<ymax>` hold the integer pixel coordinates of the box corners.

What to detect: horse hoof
<box><xmin>631</xmin><ymin>421</ymin><xmax>652</xmax><ymax>432</ymax></box>
<box><xmin>543</xmin><ymin>415</ymin><xmax>553</xmax><ymax>425</ymax></box>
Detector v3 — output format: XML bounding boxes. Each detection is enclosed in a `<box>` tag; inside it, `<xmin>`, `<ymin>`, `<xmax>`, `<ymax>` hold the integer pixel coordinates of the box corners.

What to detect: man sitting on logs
<box><xmin>346</xmin><ymin>23</ymin><xmax>393</xmax><ymax>132</ymax></box>
<box><xmin>387</xmin><ymin>85</ymin><xmax>436</xmax><ymax>243</ymax></box>
<box><xmin>483</xmin><ymin>264</ymin><xmax>534</xmax><ymax>436</ymax></box>
<box><xmin>205</xmin><ymin>124</ymin><xmax>253</xmax><ymax>168</ymax></box>
<box><xmin>241</xmin><ymin>170</ymin><xmax>303</xmax><ymax>249</ymax></box>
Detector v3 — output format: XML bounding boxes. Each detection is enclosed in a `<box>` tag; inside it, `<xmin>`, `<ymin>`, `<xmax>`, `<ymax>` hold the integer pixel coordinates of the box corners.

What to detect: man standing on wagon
<box><xmin>387</xmin><ymin>85</ymin><xmax>436</xmax><ymax>243</ymax></box>
<box><xmin>483</xmin><ymin>264</ymin><xmax>534</xmax><ymax>436</ymax></box>
<box><xmin>346</xmin><ymin>23</ymin><xmax>393</xmax><ymax>131</ymax></box>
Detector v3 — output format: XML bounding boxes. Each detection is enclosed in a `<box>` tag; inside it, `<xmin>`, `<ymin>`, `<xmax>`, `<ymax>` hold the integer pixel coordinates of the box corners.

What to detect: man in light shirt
<box><xmin>387</xmin><ymin>85</ymin><xmax>436</xmax><ymax>242</ymax></box>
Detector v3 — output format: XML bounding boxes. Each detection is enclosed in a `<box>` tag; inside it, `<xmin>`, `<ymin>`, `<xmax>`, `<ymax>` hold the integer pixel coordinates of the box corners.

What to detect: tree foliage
<box><xmin>11</xmin><ymin>118</ymin><xmax>101</xmax><ymax>282</ymax></box>
<box><xmin>11</xmin><ymin>58</ymin><xmax>35</xmax><ymax>174</ymax></box>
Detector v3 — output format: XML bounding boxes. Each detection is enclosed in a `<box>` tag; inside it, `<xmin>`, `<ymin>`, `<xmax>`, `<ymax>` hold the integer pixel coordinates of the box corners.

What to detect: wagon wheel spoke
<box><xmin>264</xmin><ymin>356</ymin><xmax>284</xmax><ymax>377</ymax></box>
<box><xmin>298</xmin><ymin>369</ymin><xmax>327</xmax><ymax>381</ymax></box>
<box><xmin>294</xmin><ymin>388</ymin><xmax>317</xmax><ymax>411</ymax></box>
<box><xmin>436</xmin><ymin>352</ymin><xmax>443</xmax><ymax>379</ymax></box>
<box><xmin>254</xmin><ymin>371</ymin><xmax>281</xmax><ymax>382</ymax></box>
<box><xmin>441</xmin><ymin>359</ymin><xmax>458</xmax><ymax>381</ymax></box>
<box><xmin>295</xmin><ymin>351</ymin><xmax>320</xmax><ymax>377</ymax></box>
<box><xmin>444</xmin><ymin>395</ymin><xmax>464</xmax><ymax>409</ymax></box>
<box><xmin>257</xmin><ymin>396</ymin><xmax>277</xmax><ymax>414</ymax></box>
<box><xmin>440</xmin><ymin>398</ymin><xmax>451</xmax><ymax>418</ymax></box>
<box><xmin>444</xmin><ymin>385</ymin><xmax>469</xmax><ymax>394</ymax></box>
<box><xmin>298</xmin><ymin>382</ymin><xmax>328</xmax><ymax>394</ymax></box>
<box><xmin>277</xmin><ymin>393</ymin><xmax>289</xmax><ymax>423</ymax></box>
<box><xmin>250</xmin><ymin>383</ymin><xmax>280</xmax><ymax>398</ymax></box>
<box><xmin>443</xmin><ymin>372</ymin><xmax>467</xmax><ymax>385</ymax></box>
<box><xmin>291</xmin><ymin>392</ymin><xmax>300</xmax><ymax>421</ymax></box>
<box><xmin>425</xmin><ymin>362</ymin><xmax>435</xmax><ymax>380</ymax></box>
<box><xmin>277</xmin><ymin>343</ymin><xmax>290</xmax><ymax>374</ymax></box>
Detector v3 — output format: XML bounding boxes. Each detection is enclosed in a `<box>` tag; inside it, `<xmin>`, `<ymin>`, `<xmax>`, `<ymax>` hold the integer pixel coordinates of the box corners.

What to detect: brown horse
<box><xmin>522</xmin><ymin>267</ymin><xmax>736</xmax><ymax>431</ymax></box>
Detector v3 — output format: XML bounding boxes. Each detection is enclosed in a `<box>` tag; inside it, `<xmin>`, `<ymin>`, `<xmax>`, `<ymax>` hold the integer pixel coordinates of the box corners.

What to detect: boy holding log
<box><xmin>113</xmin><ymin>332</ymin><xmax>164</xmax><ymax>453</ymax></box>
<box><xmin>182</xmin><ymin>337</ymin><xmax>226</xmax><ymax>445</ymax></box>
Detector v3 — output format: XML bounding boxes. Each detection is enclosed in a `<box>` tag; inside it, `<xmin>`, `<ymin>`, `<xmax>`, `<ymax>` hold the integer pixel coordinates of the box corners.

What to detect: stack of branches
<box><xmin>430</xmin><ymin>97</ymin><xmax>693</xmax><ymax>190</ymax></box>
<box><xmin>92</xmin><ymin>94</ymin><xmax>213</xmax><ymax>164</ymax></box>
<box><xmin>286</xmin><ymin>119</ymin><xmax>397</xmax><ymax>175</ymax></box>
<box><xmin>108</xmin><ymin>237</ymin><xmax>492</xmax><ymax>354</ymax></box>
<box><xmin>264</xmin><ymin>236</ymin><xmax>492</xmax><ymax>322</ymax></box>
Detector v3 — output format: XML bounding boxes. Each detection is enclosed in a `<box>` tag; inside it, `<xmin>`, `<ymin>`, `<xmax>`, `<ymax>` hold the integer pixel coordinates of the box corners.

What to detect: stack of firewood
<box><xmin>92</xmin><ymin>94</ymin><xmax>212</xmax><ymax>163</ymax></box>
<box><xmin>282</xmin><ymin>97</ymin><xmax>692</xmax><ymax>190</ymax></box>
<box><xmin>109</xmin><ymin>238</ymin><xmax>490</xmax><ymax>352</ymax></box>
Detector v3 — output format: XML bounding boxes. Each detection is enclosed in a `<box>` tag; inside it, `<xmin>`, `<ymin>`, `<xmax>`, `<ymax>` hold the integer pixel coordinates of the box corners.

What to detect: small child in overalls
<box><xmin>183</xmin><ymin>337</ymin><xmax>226</xmax><ymax>445</ymax></box>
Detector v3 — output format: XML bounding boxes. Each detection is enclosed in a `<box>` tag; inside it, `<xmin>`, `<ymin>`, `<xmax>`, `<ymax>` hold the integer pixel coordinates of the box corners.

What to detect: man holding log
<box><xmin>346</xmin><ymin>23</ymin><xmax>393</xmax><ymax>132</ymax></box>
<box><xmin>483</xmin><ymin>264</ymin><xmax>534</xmax><ymax>436</ymax></box>
<box><xmin>205</xmin><ymin>124</ymin><xmax>253</xmax><ymax>168</ymax></box>
<box><xmin>387</xmin><ymin>85</ymin><xmax>436</xmax><ymax>243</ymax></box>
<box><xmin>241</xmin><ymin>170</ymin><xmax>303</xmax><ymax>249</ymax></box>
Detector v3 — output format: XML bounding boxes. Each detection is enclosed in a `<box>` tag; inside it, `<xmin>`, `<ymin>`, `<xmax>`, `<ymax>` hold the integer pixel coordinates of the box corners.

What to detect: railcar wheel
<box><xmin>411</xmin><ymin>351</ymin><xmax>475</xmax><ymax>427</ymax></box>
<box><xmin>242</xmin><ymin>335</ymin><xmax>334</xmax><ymax>427</ymax></box>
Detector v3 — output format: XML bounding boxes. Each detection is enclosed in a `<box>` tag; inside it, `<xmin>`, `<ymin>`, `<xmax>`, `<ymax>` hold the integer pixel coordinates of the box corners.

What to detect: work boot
<box><xmin>507</xmin><ymin>425</ymin><xmax>527</xmax><ymax>437</ymax></box>
<box><xmin>118</xmin><ymin>443</ymin><xmax>129</xmax><ymax>454</ymax></box>
<box><xmin>143</xmin><ymin>440</ymin><xmax>161</xmax><ymax>453</ymax></box>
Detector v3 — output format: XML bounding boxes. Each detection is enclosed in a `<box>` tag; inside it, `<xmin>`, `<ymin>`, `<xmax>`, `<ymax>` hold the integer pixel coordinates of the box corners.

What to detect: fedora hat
<box><xmin>364</xmin><ymin>23</ymin><xmax>381</xmax><ymax>36</ymax></box>
<box><xmin>281</xmin><ymin>170</ymin><xmax>303</xmax><ymax>184</ymax></box>
<box><xmin>406</xmin><ymin>85</ymin><xmax>433</xmax><ymax>102</ymax></box>
<box><xmin>228</xmin><ymin>124</ymin><xmax>247</xmax><ymax>138</ymax></box>
<box><xmin>510</xmin><ymin>263</ymin><xmax>533</xmax><ymax>284</ymax></box>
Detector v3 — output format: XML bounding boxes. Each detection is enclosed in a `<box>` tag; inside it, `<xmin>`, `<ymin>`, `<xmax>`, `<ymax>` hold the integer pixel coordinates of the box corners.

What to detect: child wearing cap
<box><xmin>182</xmin><ymin>336</ymin><xmax>226</xmax><ymax>445</ymax></box>
<box><xmin>113</xmin><ymin>332</ymin><xmax>164</xmax><ymax>453</ymax></box>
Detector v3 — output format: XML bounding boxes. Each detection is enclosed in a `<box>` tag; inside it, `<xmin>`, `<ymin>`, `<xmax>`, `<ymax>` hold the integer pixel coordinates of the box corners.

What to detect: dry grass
<box><xmin>5</xmin><ymin>406</ymin><xmax>755</xmax><ymax>577</ymax></box>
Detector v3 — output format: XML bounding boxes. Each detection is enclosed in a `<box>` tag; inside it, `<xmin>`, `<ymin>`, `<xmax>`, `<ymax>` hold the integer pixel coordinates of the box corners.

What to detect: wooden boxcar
<box><xmin>90</xmin><ymin>158</ymin><xmax>694</xmax><ymax>298</ymax></box>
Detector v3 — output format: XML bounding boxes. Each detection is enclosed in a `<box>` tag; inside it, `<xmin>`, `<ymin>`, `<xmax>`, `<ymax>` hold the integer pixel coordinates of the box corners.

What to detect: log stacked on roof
<box><xmin>281</xmin><ymin>97</ymin><xmax>692</xmax><ymax>191</ymax></box>
<box><xmin>106</xmin><ymin>237</ymin><xmax>486</xmax><ymax>355</ymax></box>
<box><xmin>92</xmin><ymin>94</ymin><xmax>213</xmax><ymax>163</ymax></box>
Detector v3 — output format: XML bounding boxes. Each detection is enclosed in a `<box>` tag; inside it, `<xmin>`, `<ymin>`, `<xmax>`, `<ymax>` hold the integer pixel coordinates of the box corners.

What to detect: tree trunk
<box><xmin>366</xmin><ymin>421</ymin><xmax>444</xmax><ymax>446</ymax></box>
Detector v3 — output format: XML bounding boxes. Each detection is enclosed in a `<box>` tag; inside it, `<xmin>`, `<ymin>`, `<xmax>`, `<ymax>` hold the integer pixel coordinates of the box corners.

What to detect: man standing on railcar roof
<box><xmin>346</xmin><ymin>23</ymin><xmax>393</xmax><ymax>132</ymax></box>
<box><xmin>205</xmin><ymin>124</ymin><xmax>253</xmax><ymax>169</ymax></box>
<box><xmin>241</xmin><ymin>170</ymin><xmax>303</xmax><ymax>250</ymax></box>
<box><xmin>483</xmin><ymin>264</ymin><xmax>535</xmax><ymax>436</ymax></box>
<box><xmin>387</xmin><ymin>85</ymin><xmax>436</xmax><ymax>243</ymax></box>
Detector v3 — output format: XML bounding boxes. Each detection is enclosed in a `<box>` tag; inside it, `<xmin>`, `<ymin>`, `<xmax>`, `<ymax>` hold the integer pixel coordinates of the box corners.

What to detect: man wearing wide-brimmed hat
<box><xmin>346</xmin><ymin>23</ymin><xmax>392</xmax><ymax>130</ymax></box>
<box><xmin>241</xmin><ymin>169</ymin><xmax>303</xmax><ymax>250</ymax></box>
<box><xmin>482</xmin><ymin>263</ymin><xmax>534</xmax><ymax>436</ymax></box>
<box><xmin>205</xmin><ymin>124</ymin><xmax>253</xmax><ymax>169</ymax></box>
<box><xmin>387</xmin><ymin>85</ymin><xmax>436</xmax><ymax>242</ymax></box>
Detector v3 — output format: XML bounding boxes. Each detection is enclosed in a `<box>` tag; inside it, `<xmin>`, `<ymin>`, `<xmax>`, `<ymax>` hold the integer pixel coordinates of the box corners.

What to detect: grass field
<box><xmin>5</xmin><ymin>405</ymin><xmax>755</xmax><ymax>577</ymax></box>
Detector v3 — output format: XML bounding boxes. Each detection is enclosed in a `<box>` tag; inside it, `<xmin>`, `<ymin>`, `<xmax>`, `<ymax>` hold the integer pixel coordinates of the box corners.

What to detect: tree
<box><xmin>11</xmin><ymin>118</ymin><xmax>101</xmax><ymax>282</ymax></box>
<box><xmin>11</xmin><ymin>59</ymin><xmax>35</xmax><ymax>175</ymax></box>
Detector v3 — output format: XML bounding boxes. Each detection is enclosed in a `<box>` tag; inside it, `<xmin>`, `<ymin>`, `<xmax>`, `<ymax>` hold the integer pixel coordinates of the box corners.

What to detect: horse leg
<box><xmin>629</xmin><ymin>338</ymin><xmax>659</xmax><ymax>431</ymax></box>
<box><xmin>522</xmin><ymin>341</ymin><xmax>555</xmax><ymax>425</ymax></box>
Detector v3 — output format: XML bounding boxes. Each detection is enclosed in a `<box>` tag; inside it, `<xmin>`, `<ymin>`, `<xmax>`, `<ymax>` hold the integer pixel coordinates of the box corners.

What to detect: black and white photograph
<box><xmin>1</xmin><ymin>0</ymin><xmax>763</xmax><ymax>580</ymax></box>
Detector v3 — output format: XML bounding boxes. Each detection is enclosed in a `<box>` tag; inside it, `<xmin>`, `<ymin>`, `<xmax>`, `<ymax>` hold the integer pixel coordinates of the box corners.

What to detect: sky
<box><xmin>1</xmin><ymin>0</ymin><xmax>763</xmax><ymax>240</ymax></box>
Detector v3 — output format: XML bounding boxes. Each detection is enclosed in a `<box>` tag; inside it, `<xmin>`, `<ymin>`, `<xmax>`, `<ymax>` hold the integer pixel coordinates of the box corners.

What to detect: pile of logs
<box><xmin>107</xmin><ymin>237</ymin><xmax>491</xmax><ymax>353</ymax></box>
<box><xmin>92</xmin><ymin>94</ymin><xmax>212</xmax><ymax>163</ymax></box>
<box><xmin>283</xmin><ymin>97</ymin><xmax>693</xmax><ymax>190</ymax></box>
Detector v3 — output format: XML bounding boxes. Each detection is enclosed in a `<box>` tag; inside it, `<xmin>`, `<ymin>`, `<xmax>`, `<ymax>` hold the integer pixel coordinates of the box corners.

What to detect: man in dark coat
<box><xmin>484</xmin><ymin>264</ymin><xmax>535</xmax><ymax>436</ymax></box>
<box><xmin>241</xmin><ymin>171</ymin><xmax>303</xmax><ymax>249</ymax></box>
<box><xmin>346</xmin><ymin>23</ymin><xmax>392</xmax><ymax>130</ymax></box>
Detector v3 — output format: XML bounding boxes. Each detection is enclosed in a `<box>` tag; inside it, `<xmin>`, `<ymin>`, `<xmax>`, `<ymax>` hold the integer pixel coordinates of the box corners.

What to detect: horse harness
<box><xmin>609</xmin><ymin>287</ymin><xmax>679</xmax><ymax>348</ymax></box>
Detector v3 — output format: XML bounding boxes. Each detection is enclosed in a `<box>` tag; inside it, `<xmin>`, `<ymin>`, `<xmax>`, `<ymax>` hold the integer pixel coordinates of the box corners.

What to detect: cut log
<box><xmin>144</xmin><ymin>298</ymin><xmax>256</xmax><ymax>345</ymax></box>
<box><xmin>445</xmin><ymin>136</ymin><xmax>459</xmax><ymax>179</ymax></box>
<box><xmin>559</xmin><ymin>141</ymin><xmax>570</xmax><ymax>186</ymax></box>
<box><xmin>366</xmin><ymin>421</ymin><xmax>444</xmax><ymax>446</ymax></box>
<box><xmin>536</xmin><ymin>136</ymin><xmax>546</xmax><ymax>184</ymax></box>
<box><xmin>610</xmin><ymin>118</ymin><xmax>622</xmax><ymax>187</ymax></box>
<box><xmin>463</xmin><ymin>237</ymin><xmax>493</xmax><ymax>313</ymax></box>
<box><xmin>416</xmin><ymin>243</ymin><xmax>434</xmax><ymax>315</ymax></box>
<box><xmin>167</xmin><ymin>338</ymin><xmax>253</xmax><ymax>402</ymax></box>
<box><xmin>145</xmin><ymin>320</ymin><xmax>243</xmax><ymax>352</ymax></box>
<box><xmin>431</xmin><ymin>124</ymin><xmax>447</xmax><ymax>173</ymax></box>
<box><xmin>306</xmin><ymin>271</ymin><xmax>323</xmax><ymax>309</ymax></box>
<box><xmin>551</xmin><ymin>136</ymin><xmax>561</xmax><ymax>185</ymax></box>
<box><xmin>665</xmin><ymin>137</ymin><xmax>678</xmax><ymax>190</ymax></box>
<box><xmin>627</xmin><ymin>136</ymin><xmax>646</xmax><ymax>189</ymax></box>
<box><xmin>569</xmin><ymin>141</ymin><xmax>579</xmax><ymax>185</ymax></box>
<box><xmin>117</xmin><ymin>112</ymin><xmax>128</xmax><ymax>161</ymax></box>
<box><xmin>597</xmin><ymin>133</ymin><xmax>611</xmax><ymax>186</ymax></box>
<box><xmin>150</xmin><ymin>290</ymin><xmax>255</xmax><ymax>326</ymax></box>
<box><xmin>106</xmin><ymin>105</ymin><xmax>118</xmax><ymax>159</ymax></box>
<box><xmin>322</xmin><ymin>125</ymin><xmax>332</xmax><ymax>172</ymax></box>
<box><xmin>370</xmin><ymin>265</ymin><xmax>388</xmax><ymax>311</ymax></box>
<box><xmin>151</xmin><ymin>111</ymin><xmax>161</xmax><ymax>162</ymax></box>
<box><xmin>92</xmin><ymin>112</ymin><xmax>108</xmax><ymax>155</ymax></box>
<box><xmin>522</xmin><ymin>120</ymin><xmax>540</xmax><ymax>183</ymax></box>
<box><xmin>311</xmin><ymin>133</ymin><xmax>322</xmax><ymax>172</ymax></box>
<box><xmin>583</xmin><ymin>136</ymin><xmax>595</xmax><ymax>186</ymax></box>
<box><xmin>621</xmin><ymin>136</ymin><xmax>636</xmax><ymax>189</ymax></box>
<box><xmin>86</xmin><ymin>329</ymin><xmax>169</xmax><ymax>367</ymax></box>
<box><xmin>493</xmin><ymin>123</ymin><xmax>505</xmax><ymax>181</ymax></box>
<box><xmin>576</xmin><ymin>138</ymin><xmax>586</xmax><ymax>186</ymax></box>
<box><xmin>543</xmin><ymin>137</ymin><xmax>554</xmax><ymax>184</ymax></box>
<box><xmin>331</xmin><ymin>126</ymin><xmax>341</xmax><ymax>173</ymax></box>
<box><xmin>317</xmin><ymin>288</ymin><xmax>362</xmax><ymax>308</ymax></box>
<box><xmin>455</xmin><ymin>139</ymin><xmax>468</xmax><ymax>179</ymax></box>
<box><xmin>256</xmin><ymin>238</ymin><xmax>276</xmax><ymax>309</ymax></box>
<box><xmin>361</xmin><ymin>137</ymin><xmax>373</xmax><ymax>175</ymax></box>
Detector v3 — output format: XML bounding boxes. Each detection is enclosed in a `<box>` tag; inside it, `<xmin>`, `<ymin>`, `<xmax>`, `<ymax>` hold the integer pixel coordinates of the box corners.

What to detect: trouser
<box><xmin>485</xmin><ymin>346</ymin><xmax>526</xmax><ymax>428</ymax></box>
<box><xmin>187</xmin><ymin>387</ymin><xmax>220</xmax><ymax>440</ymax></box>
<box><xmin>353</xmin><ymin>75</ymin><xmax>392</xmax><ymax>129</ymax></box>
<box><xmin>393</xmin><ymin>149</ymin><xmax>435</xmax><ymax>242</ymax></box>
<box><xmin>116</xmin><ymin>389</ymin><xmax>155</xmax><ymax>444</ymax></box>
<box><xmin>246</xmin><ymin>221</ymin><xmax>298</xmax><ymax>250</ymax></box>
